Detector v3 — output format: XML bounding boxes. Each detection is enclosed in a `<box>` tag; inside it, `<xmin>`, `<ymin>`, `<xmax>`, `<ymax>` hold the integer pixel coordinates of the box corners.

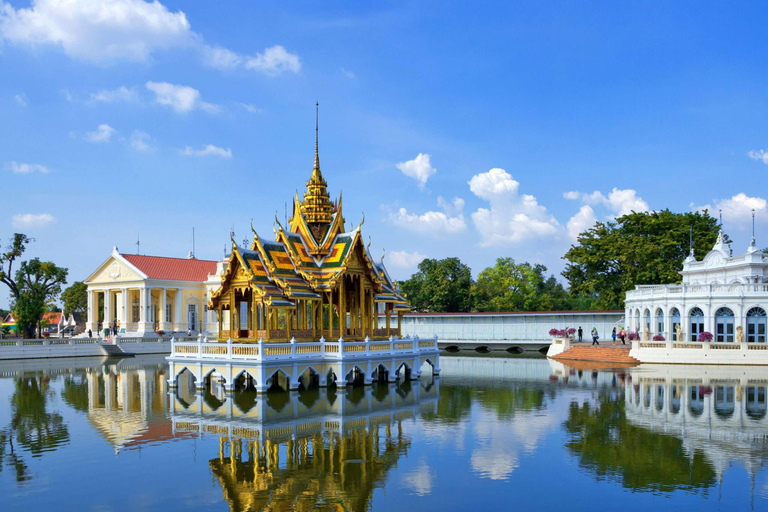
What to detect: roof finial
<box><xmin>751</xmin><ymin>208</ymin><xmax>756</xmax><ymax>247</ymax></box>
<box><xmin>719</xmin><ymin>208</ymin><xmax>723</xmax><ymax>227</ymax></box>
<box><xmin>314</xmin><ymin>101</ymin><xmax>320</xmax><ymax>174</ymax></box>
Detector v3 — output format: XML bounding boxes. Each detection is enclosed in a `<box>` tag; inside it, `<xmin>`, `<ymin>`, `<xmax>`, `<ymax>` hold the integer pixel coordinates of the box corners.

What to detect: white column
<box><xmin>120</xmin><ymin>287</ymin><xmax>128</xmax><ymax>330</ymax></box>
<box><xmin>159</xmin><ymin>288</ymin><xmax>168</xmax><ymax>331</ymax></box>
<box><xmin>138</xmin><ymin>286</ymin><xmax>152</xmax><ymax>334</ymax></box>
<box><xmin>103</xmin><ymin>289</ymin><xmax>111</xmax><ymax>334</ymax></box>
<box><xmin>86</xmin><ymin>289</ymin><xmax>96</xmax><ymax>332</ymax></box>
<box><xmin>174</xmin><ymin>290</ymin><xmax>184</xmax><ymax>332</ymax></box>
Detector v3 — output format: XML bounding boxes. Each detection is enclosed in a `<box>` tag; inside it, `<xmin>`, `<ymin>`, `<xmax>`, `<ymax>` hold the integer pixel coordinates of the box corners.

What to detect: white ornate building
<box><xmin>625</xmin><ymin>231</ymin><xmax>767</xmax><ymax>343</ymax></box>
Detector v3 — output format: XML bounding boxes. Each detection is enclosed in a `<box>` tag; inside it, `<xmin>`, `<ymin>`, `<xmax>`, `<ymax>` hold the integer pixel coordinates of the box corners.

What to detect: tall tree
<box><xmin>11</xmin><ymin>259</ymin><xmax>68</xmax><ymax>338</ymax></box>
<box><xmin>0</xmin><ymin>234</ymin><xmax>32</xmax><ymax>302</ymax></box>
<box><xmin>473</xmin><ymin>258</ymin><xmax>571</xmax><ymax>312</ymax></box>
<box><xmin>400</xmin><ymin>257</ymin><xmax>474</xmax><ymax>312</ymax></box>
<box><xmin>61</xmin><ymin>281</ymin><xmax>87</xmax><ymax>316</ymax></box>
<box><xmin>563</xmin><ymin>210</ymin><xmax>723</xmax><ymax>309</ymax></box>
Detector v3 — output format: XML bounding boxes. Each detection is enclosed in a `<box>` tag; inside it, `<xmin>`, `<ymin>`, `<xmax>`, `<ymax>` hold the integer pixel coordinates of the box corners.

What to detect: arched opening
<box><xmin>298</xmin><ymin>367</ymin><xmax>321</xmax><ymax>390</ymax></box>
<box><xmin>747</xmin><ymin>307</ymin><xmax>767</xmax><ymax>343</ymax></box>
<box><xmin>505</xmin><ymin>346</ymin><xmax>524</xmax><ymax>354</ymax></box>
<box><xmin>670</xmin><ymin>385</ymin><xmax>681</xmax><ymax>414</ymax></box>
<box><xmin>175</xmin><ymin>367</ymin><xmax>197</xmax><ymax>407</ymax></box>
<box><xmin>714</xmin><ymin>386</ymin><xmax>735</xmax><ymax>418</ymax></box>
<box><xmin>689</xmin><ymin>307</ymin><xmax>704</xmax><ymax>341</ymax></box>
<box><xmin>644</xmin><ymin>309</ymin><xmax>651</xmax><ymax>335</ymax></box>
<box><xmin>395</xmin><ymin>362</ymin><xmax>412</xmax><ymax>381</ymax></box>
<box><xmin>715</xmin><ymin>307</ymin><xmax>735</xmax><ymax>342</ymax></box>
<box><xmin>655</xmin><ymin>308</ymin><xmax>664</xmax><ymax>337</ymax></box>
<box><xmin>232</xmin><ymin>371</ymin><xmax>258</xmax><ymax>413</ymax></box>
<box><xmin>635</xmin><ymin>309</ymin><xmax>641</xmax><ymax>331</ymax></box>
<box><xmin>419</xmin><ymin>359</ymin><xmax>435</xmax><ymax>389</ymax></box>
<box><xmin>371</xmin><ymin>364</ymin><xmax>389</xmax><ymax>384</ymax></box>
<box><xmin>746</xmin><ymin>386</ymin><xmax>767</xmax><ymax>419</ymax></box>
<box><xmin>444</xmin><ymin>345</ymin><xmax>461</xmax><ymax>353</ymax></box>
<box><xmin>474</xmin><ymin>346</ymin><xmax>491</xmax><ymax>353</ymax></box>
<box><xmin>344</xmin><ymin>366</ymin><xmax>366</xmax><ymax>387</ymax></box>
<box><xmin>689</xmin><ymin>386</ymin><xmax>704</xmax><ymax>417</ymax></box>
<box><xmin>265</xmin><ymin>369</ymin><xmax>291</xmax><ymax>393</ymax></box>
<box><xmin>670</xmin><ymin>308</ymin><xmax>681</xmax><ymax>341</ymax></box>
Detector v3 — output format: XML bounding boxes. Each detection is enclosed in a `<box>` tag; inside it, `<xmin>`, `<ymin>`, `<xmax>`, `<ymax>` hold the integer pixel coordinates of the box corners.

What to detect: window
<box><xmin>715</xmin><ymin>307</ymin><xmax>734</xmax><ymax>342</ymax></box>
<box><xmin>747</xmin><ymin>307</ymin><xmax>767</xmax><ymax>343</ymax></box>
<box><xmin>166</xmin><ymin>303</ymin><xmax>172</xmax><ymax>324</ymax></box>
<box><xmin>132</xmin><ymin>298</ymin><xmax>140</xmax><ymax>323</ymax></box>
<box><xmin>188</xmin><ymin>304</ymin><xmax>197</xmax><ymax>331</ymax></box>
<box><xmin>644</xmin><ymin>309</ymin><xmax>651</xmax><ymax>332</ymax></box>
<box><xmin>656</xmin><ymin>308</ymin><xmax>664</xmax><ymax>336</ymax></box>
<box><xmin>689</xmin><ymin>307</ymin><xmax>704</xmax><ymax>341</ymax></box>
<box><xmin>670</xmin><ymin>308</ymin><xmax>680</xmax><ymax>341</ymax></box>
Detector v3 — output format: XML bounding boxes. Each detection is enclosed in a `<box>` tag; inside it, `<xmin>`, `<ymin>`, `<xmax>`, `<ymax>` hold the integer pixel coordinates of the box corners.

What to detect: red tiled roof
<box><xmin>43</xmin><ymin>312</ymin><xmax>62</xmax><ymax>324</ymax></box>
<box><xmin>122</xmin><ymin>254</ymin><xmax>217</xmax><ymax>282</ymax></box>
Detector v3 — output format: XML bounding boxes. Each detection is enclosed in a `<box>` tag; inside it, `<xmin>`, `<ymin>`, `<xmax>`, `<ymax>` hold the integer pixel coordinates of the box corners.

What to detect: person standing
<box><xmin>612</xmin><ymin>327</ymin><xmax>617</xmax><ymax>344</ymax></box>
<box><xmin>87</xmin><ymin>328</ymin><xmax>92</xmax><ymax>338</ymax></box>
<box><xmin>577</xmin><ymin>326</ymin><xmax>583</xmax><ymax>342</ymax></box>
<box><xmin>591</xmin><ymin>327</ymin><xmax>599</xmax><ymax>345</ymax></box>
<box><xmin>619</xmin><ymin>327</ymin><xmax>626</xmax><ymax>345</ymax></box>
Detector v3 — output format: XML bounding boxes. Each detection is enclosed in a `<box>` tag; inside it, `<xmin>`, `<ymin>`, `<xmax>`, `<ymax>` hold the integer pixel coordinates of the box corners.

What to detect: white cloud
<box><xmin>387</xmin><ymin>196</ymin><xmax>466</xmax><ymax>235</ymax></box>
<box><xmin>12</xmin><ymin>213</ymin><xmax>55</xmax><ymax>228</ymax></box>
<box><xmin>8</xmin><ymin>161</ymin><xmax>49</xmax><ymax>174</ymax></box>
<box><xmin>566</xmin><ymin>205</ymin><xmax>597</xmax><ymax>241</ymax></box>
<box><xmin>694</xmin><ymin>193</ymin><xmax>768</xmax><ymax>229</ymax></box>
<box><xmin>86</xmin><ymin>124</ymin><xmax>116</xmax><ymax>143</ymax></box>
<box><xmin>341</xmin><ymin>67</ymin><xmax>355</xmax><ymax>79</ymax></box>
<box><xmin>396</xmin><ymin>153</ymin><xmax>436</xmax><ymax>189</ymax></box>
<box><xmin>0</xmin><ymin>0</ymin><xmax>193</xmax><ymax>63</ymax></box>
<box><xmin>202</xmin><ymin>45</ymin><xmax>242</xmax><ymax>70</ymax></box>
<box><xmin>565</xmin><ymin>188</ymin><xmax>649</xmax><ymax>217</ymax></box>
<box><xmin>180</xmin><ymin>144</ymin><xmax>232</xmax><ymax>158</ymax></box>
<box><xmin>89</xmin><ymin>86</ymin><xmax>137</xmax><ymax>103</ymax></box>
<box><xmin>748</xmin><ymin>149</ymin><xmax>768</xmax><ymax>165</ymax></box>
<box><xmin>401</xmin><ymin>462</ymin><xmax>433</xmax><ymax>496</ymax></box>
<box><xmin>388</xmin><ymin>250</ymin><xmax>426</xmax><ymax>268</ymax></box>
<box><xmin>244</xmin><ymin>45</ymin><xmax>301</xmax><ymax>76</ymax></box>
<box><xmin>469</xmin><ymin>168</ymin><xmax>560</xmax><ymax>246</ymax></box>
<box><xmin>14</xmin><ymin>93</ymin><xmax>27</xmax><ymax>106</ymax></box>
<box><xmin>145</xmin><ymin>81</ymin><xmax>219</xmax><ymax>114</ymax></box>
<box><xmin>237</xmin><ymin>103</ymin><xmax>261</xmax><ymax>114</ymax></box>
<box><xmin>130</xmin><ymin>130</ymin><xmax>153</xmax><ymax>152</ymax></box>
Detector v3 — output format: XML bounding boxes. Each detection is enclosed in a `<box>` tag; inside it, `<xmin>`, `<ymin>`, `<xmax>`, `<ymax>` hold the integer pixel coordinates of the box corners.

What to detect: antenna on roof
<box><xmin>136</xmin><ymin>234</ymin><xmax>140</xmax><ymax>255</ymax></box>
<box><xmin>752</xmin><ymin>208</ymin><xmax>756</xmax><ymax>247</ymax></box>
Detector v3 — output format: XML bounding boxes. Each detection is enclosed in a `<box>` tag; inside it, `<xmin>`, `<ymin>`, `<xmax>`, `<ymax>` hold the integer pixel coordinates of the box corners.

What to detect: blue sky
<box><xmin>2</xmin><ymin>0</ymin><xmax>768</xmax><ymax>308</ymax></box>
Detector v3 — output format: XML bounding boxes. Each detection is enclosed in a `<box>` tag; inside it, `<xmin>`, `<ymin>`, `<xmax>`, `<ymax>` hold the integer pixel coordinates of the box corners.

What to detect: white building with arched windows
<box><xmin>626</xmin><ymin>231</ymin><xmax>768</xmax><ymax>364</ymax></box>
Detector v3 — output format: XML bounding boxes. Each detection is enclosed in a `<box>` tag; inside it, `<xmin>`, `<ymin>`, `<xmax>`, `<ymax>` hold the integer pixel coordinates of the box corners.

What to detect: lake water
<box><xmin>1</xmin><ymin>353</ymin><xmax>767</xmax><ymax>511</ymax></box>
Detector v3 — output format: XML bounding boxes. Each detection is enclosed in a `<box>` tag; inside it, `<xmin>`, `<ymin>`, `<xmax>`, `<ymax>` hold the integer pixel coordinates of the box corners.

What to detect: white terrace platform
<box><xmin>167</xmin><ymin>335</ymin><xmax>441</xmax><ymax>394</ymax></box>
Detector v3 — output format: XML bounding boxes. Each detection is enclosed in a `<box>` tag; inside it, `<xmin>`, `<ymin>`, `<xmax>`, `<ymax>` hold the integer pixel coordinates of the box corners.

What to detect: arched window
<box><xmin>656</xmin><ymin>308</ymin><xmax>664</xmax><ymax>336</ymax></box>
<box><xmin>635</xmin><ymin>309</ymin><xmax>641</xmax><ymax>330</ymax></box>
<box><xmin>715</xmin><ymin>307</ymin><xmax>735</xmax><ymax>342</ymax></box>
<box><xmin>670</xmin><ymin>308</ymin><xmax>681</xmax><ymax>341</ymax></box>
<box><xmin>644</xmin><ymin>309</ymin><xmax>651</xmax><ymax>332</ymax></box>
<box><xmin>747</xmin><ymin>307</ymin><xmax>767</xmax><ymax>343</ymax></box>
<box><xmin>689</xmin><ymin>307</ymin><xmax>704</xmax><ymax>341</ymax></box>
<box><xmin>714</xmin><ymin>386</ymin><xmax>735</xmax><ymax>418</ymax></box>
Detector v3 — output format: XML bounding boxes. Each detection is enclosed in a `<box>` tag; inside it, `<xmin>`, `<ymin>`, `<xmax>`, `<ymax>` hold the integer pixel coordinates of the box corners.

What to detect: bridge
<box><xmin>382</xmin><ymin>310</ymin><xmax>624</xmax><ymax>352</ymax></box>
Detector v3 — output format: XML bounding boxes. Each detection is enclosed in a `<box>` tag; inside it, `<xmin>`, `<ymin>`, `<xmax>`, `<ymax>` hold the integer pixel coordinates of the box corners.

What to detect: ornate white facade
<box><xmin>625</xmin><ymin>231</ymin><xmax>768</xmax><ymax>344</ymax></box>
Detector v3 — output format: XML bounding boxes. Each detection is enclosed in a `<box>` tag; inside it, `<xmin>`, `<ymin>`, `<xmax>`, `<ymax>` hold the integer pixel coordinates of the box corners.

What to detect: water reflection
<box><xmin>171</xmin><ymin>380</ymin><xmax>439</xmax><ymax>511</ymax></box>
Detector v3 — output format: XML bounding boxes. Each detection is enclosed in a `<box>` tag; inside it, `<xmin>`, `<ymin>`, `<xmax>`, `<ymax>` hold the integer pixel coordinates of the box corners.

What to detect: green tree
<box><xmin>61</xmin><ymin>281</ymin><xmax>87</xmax><ymax>316</ymax></box>
<box><xmin>563</xmin><ymin>210</ymin><xmax>723</xmax><ymax>309</ymax></box>
<box><xmin>473</xmin><ymin>258</ymin><xmax>571</xmax><ymax>312</ymax></box>
<box><xmin>11</xmin><ymin>259</ymin><xmax>68</xmax><ymax>338</ymax></box>
<box><xmin>0</xmin><ymin>234</ymin><xmax>32</xmax><ymax>302</ymax></box>
<box><xmin>400</xmin><ymin>257</ymin><xmax>474</xmax><ymax>312</ymax></box>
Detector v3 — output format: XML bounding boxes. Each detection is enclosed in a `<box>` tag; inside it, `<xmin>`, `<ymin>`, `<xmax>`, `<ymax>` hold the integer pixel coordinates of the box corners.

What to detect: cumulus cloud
<box><xmin>202</xmin><ymin>45</ymin><xmax>242</xmax><ymax>70</ymax></box>
<box><xmin>387</xmin><ymin>196</ymin><xmax>467</xmax><ymax>235</ymax></box>
<box><xmin>565</xmin><ymin>188</ymin><xmax>649</xmax><ymax>217</ymax></box>
<box><xmin>86</xmin><ymin>124</ymin><xmax>116</xmax><ymax>142</ymax></box>
<box><xmin>180</xmin><ymin>144</ymin><xmax>232</xmax><ymax>158</ymax></box>
<box><xmin>566</xmin><ymin>205</ymin><xmax>597</xmax><ymax>241</ymax></box>
<box><xmin>14</xmin><ymin>93</ymin><xmax>27</xmax><ymax>106</ymax></box>
<box><xmin>0</xmin><ymin>0</ymin><xmax>193</xmax><ymax>62</ymax></box>
<box><xmin>469</xmin><ymin>168</ymin><xmax>560</xmax><ymax>246</ymax></box>
<box><xmin>396</xmin><ymin>153</ymin><xmax>436</xmax><ymax>189</ymax></box>
<box><xmin>89</xmin><ymin>86</ymin><xmax>138</xmax><ymax>103</ymax></box>
<box><xmin>145</xmin><ymin>81</ymin><xmax>219</xmax><ymax>113</ymax></box>
<box><xmin>130</xmin><ymin>130</ymin><xmax>153</xmax><ymax>152</ymax></box>
<box><xmin>12</xmin><ymin>213</ymin><xmax>55</xmax><ymax>228</ymax></box>
<box><xmin>388</xmin><ymin>250</ymin><xmax>426</xmax><ymax>269</ymax></box>
<box><xmin>8</xmin><ymin>161</ymin><xmax>49</xmax><ymax>174</ymax></box>
<box><xmin>694</xmin><ymin>193</ymin><xmax>768</xmax><ymax>229</ymax></box>
<box><xmin>748</xmin><ymin>149</ymin><xmax>768</xmax><ymax>165</ymax></box>
<box><xmin>244</xmin><ymin>45</ymin><xmax>301</xmax><ymax>76</ymax></box>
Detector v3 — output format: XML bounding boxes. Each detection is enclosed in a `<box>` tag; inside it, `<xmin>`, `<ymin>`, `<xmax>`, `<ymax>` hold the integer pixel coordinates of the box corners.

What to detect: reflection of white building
<box><xmin>625</xmin><ymin>232</ymin><xmax>767</xmax><ymax>343</ymax></box>
<box><xmin>625</xmin><ymin>365</ymin><xmax>768</xmax><ymax>481</ymax></box>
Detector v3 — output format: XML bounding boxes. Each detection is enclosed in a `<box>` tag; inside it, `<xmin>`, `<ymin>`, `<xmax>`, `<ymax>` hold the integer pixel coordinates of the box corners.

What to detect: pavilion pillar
<box><xmin>326</xmin><ymin>293</ymin><xmax>332</xmax><ymax>340</ymax></box>
<box><xmin>138</xmin><ymin>286</ymin><xmax>152</xmax><ymax>335</ymax></box>
<box><xmin>359</xmin><ymin>279</ymin><xmax>366</xmax><ymax>339</ymax></box>
<box><xmin>218</xmin><ymin>305</ymin><xmax>223</xmax><ymax>339</ymax></box>
<box><xmin>86</xmin><ymin>289</ymin><xmax>96</xmax><ymax>333</ymax></box>
<box><xmin>397</xmin><ymin>311</ymin><xmax>403</xmax><ymax>337</ymax></box>
<box><xmin>386</xmin><ymin>307</ymin><xmax>391</xmax><ymax>337</ymax></box>
<box><xmin>102</xmin><ymin>289</ymin><xmax>111</xmax><ymax>335</ymax></box>
<box><xmin>174</xmin><ymin>289</ymin><xmax>184</xmax><ymax>332</ymax></box>
<box><xmin>230</xmin><ymin>289</ymin><xmax>237</xmax><ymax>340</ymax></box>
<box><xmin>159</xmin><ymin>287</ymin><xmax>167</xmax><ymax>332</ymax></box>
<box><xmin>340</xmin><ymin>278</ymin><xmax>346</xmax><ymax>338</ymax></box>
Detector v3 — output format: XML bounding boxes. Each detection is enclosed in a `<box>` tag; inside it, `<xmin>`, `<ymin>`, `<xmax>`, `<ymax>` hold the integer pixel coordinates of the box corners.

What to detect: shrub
<box><xmin>549</xmin><ymin>328</ymin><xmax>567</xmax><ymax>337</ymax></box>
<box><xmin>567</xmin><ymin>328</ymin><xmax>576</xmax><ymax>335</ymax></box>
<box><xmin>697</xmin><ymin>331</ymin><xmax>714</xmax><ymax>342</ymax></box>
<box><xmin>628</xmin><ymin>332</ymin><xmax>637</xmax><ymax>341</ymax></box>
<box><xmin>652</xmin><ymin>334</ymin><xmax>665</xmax><ymax>341</ymax></box>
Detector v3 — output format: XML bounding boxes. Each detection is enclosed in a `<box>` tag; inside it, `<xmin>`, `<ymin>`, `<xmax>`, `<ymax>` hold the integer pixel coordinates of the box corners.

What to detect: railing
<box><xmin>635</xmin><ymin>339</ymin><xmax>768</xmax><ymax>353</ymax></box>
<box><xmin>169</xmin><ymin>334</ymin><xmax>439</xmax><ymax>361</ymax></box>
<box><xmin>628</xmin><ymin>282</ymin><xmax>768</xmax><ymax>299</ymax></box>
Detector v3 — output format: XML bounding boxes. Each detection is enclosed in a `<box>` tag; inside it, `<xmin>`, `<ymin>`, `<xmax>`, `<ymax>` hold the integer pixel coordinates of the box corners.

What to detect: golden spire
<box><xmin>301</xmin><ymin>102</ymin><xmax>334</xmax><ymax>226</ymax></box>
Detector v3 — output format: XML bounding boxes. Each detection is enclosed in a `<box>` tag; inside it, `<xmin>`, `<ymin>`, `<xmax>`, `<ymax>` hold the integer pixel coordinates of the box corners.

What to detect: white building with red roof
<box><xmin>84</xmin><ymin>247</ymin><xmax>223</xmax><ymax>336</ymax></box>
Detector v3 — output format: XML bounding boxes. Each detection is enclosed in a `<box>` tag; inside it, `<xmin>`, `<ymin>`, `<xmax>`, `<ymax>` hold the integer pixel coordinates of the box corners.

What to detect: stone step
<box><xmin>553</xmin><ymin>345</ymin><xmax>639</xmax><ymax>365</ymax></box>
<box><xmin>99</xmin><ymin>343</ymin><xmax>133</xmax><ymax>357</ymax></box>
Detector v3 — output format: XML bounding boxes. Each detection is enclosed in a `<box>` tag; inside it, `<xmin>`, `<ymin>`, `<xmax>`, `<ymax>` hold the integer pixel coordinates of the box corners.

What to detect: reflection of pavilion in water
<box><xmin>171</xmin><ymin>380</ymin><xmax>439</xmax><ymax>511</ymax></box>
<box><xmin>78</xmin><ymin>359</ymin><xmax>171</xmax><ymax>452</ymax></box>
<box><xmin>626</xmin><ymin>366</ymin><xmax>768</xmax><ymax>481</ymax></box>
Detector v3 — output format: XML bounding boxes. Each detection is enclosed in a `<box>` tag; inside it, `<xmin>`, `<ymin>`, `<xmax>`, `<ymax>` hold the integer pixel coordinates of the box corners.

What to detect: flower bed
<box><xmin>697</xmin><ymin>331</ymin><xmax>714</xmax><ymax>342</ymax></box>
<box><xmin>652</xmin><ymin>334</ymin><xmax>665</xmax><ymax>341</ymax></box>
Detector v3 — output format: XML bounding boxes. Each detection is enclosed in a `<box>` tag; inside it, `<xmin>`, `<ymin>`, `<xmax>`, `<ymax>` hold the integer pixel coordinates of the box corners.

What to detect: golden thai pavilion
<box><xmin>209</xmin><ymin>111</ymin><xmax>410</xmax><ymax>343</ymax></box>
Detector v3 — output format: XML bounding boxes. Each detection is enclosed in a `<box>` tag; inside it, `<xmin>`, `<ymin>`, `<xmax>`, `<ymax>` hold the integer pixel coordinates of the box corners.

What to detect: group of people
<box><xmin>576</xmin><ymin>325</ymin><xmax>628</xmax><ymax>346</ymax></box>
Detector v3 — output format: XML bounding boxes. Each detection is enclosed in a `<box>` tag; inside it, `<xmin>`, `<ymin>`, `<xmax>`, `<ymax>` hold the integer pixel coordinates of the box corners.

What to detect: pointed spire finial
<box><xmin>751</xmin><ymin>208</ymin><xmax>756</xmax><ymax>247</ymax></box>
<box><xmin>314</xmin><ymin>101</ymin><xmax>320</xmax><ymax>174</ymax></box>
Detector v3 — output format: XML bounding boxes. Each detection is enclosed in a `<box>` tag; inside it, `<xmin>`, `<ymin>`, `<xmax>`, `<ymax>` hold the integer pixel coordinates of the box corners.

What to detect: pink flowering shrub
<box><xmin>697</xmin><ymin>331</ymin><xmax>714</xmax><ymax>342</ymax></box>
<box><xmin>627</xmin><ymin>332</ymin><xmax>637</xmax><ymax>341</ymax></box>
<box><xmin>652</xmin><ymin>334</ymin><xmax>665</xmax><ymax>341</ymax></box>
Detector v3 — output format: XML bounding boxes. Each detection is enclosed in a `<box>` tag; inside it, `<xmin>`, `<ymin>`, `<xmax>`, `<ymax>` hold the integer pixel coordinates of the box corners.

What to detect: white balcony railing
<box><xmin>627</xmin><ymin>282</ymin><xmax>768</xmax><ymax>300</ymax></box>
